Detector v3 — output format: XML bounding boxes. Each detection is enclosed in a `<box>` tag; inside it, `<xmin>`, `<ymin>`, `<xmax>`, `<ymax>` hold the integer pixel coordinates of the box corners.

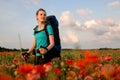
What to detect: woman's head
<box><xmin>36</xmin><ymin>8</ymin><xmax>46</xmax><ymax>23</ymax></box>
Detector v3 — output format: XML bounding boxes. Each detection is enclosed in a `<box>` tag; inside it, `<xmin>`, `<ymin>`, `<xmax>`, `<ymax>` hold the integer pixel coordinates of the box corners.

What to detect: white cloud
<box><xmin>24</xmin><ymin>0</ymin><xmax>42</xmax><ymax>5</ymax></box>
<box><xmin>75</xmin><ymin>20</ymin><xmax>81</xmax><ymax>27</ymax></box>
<box><xmin>59</xmin><ymin>11</ymin><xmax>82</xmax><ymax>30</ymax></box>
<box><xmin>84</xmin><ymin>19</ymin><xmax>102</xmax><ymax>28</ymax></box>
<box><xmin>115</xmin><ymin>23</ymin><xmax>120</xmax><ymax>31</ymax></box>
<box><xmin>103</xmin><ymin>19</ymin><xmax>115</xmax><ymax>26</ymax></box>
<box><xmin>67</xmin><ymin>29</ymin><xmax>79</xmax><ymax>43</ymax></box>
<box><xmin>60</xmin><ymin>28</ymin><xmax>79</xmax><ymax>45</ymax></box>
<box><xmin>0</xmin><ymin>41</ymin><xmax>3</xmax><ymax>43</ymax></box>
<box><xmin>76</xmin><ymin>9</ymin><xmax>92</xmax><ymax>17</ymax></box>
<box><xmin>82</xmin><ymin>19</ymin><xmax>120</xmax><ymax>48</ymax></box>
<box><xmin>109</xmin><ymin>22</ymin><xmax>120</xmax><ymax>32</ymax></box>
<box><xmin>59</xmin><ymin>11</ymin><xmax>120</xmax><ymax>48</ymax></box>
<box><xmin>61</xmin><ymin>37</ymin><xmax>68</xmax><ymax>43</ymax></box>
<box><xmin>82</xmin><ymin>19</ymin><xmax>116</xmax><ymax>35</ymax></box>
<box><xmin>59</xmin><ymin>11</ymin><xmax>76</xmax><ymax>26</ymax></box>
<box><xmin>108</xmin><ymin>1</ymin><xmax>120</xmax><ymax>7</ymax></box>
<box><xmin>96</xmin><ymin>35</ymin><xmax>111</xmax><ymax>44</ymax></box>
<box><xmin>59</xmin><ymin>10</ymin><xmax>120</xmax><ymax>48</ymax></box>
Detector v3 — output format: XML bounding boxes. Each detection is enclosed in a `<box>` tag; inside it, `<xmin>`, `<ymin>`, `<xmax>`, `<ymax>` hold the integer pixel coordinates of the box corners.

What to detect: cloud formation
<box><xmin>59</xmin><ymin>8</ymin><xmax>120</xmax><ymax>48</ymax></box>
<box><xmin>67</xmin><ymin>29</ymin><xmax>79</xmax><ymax>43</ymax></box>
<box><xmin>76</xmin><ymin>9</ymin><xmax>92</xmax><ymax>16</ymax></box>
<box><xmin>59</xmin><ymin>11</ymin><xmax>76</xmax><ymax>26</ymax></box>
<box><xmin>108</xmin><ymin>1</ymin><xmax>120</xmax><ymax>7</ymax></box>
<box><xmin>24</xmin><ymin>0</ymin><xmax>42</xmax><ymax>5</ymax></box>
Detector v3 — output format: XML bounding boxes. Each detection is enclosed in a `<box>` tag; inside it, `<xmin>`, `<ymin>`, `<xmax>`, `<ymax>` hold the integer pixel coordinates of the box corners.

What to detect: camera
<box><xmin>22</xmin><ymin>52</ymin><xmax>30</xmax><ymax>60</ymax></box>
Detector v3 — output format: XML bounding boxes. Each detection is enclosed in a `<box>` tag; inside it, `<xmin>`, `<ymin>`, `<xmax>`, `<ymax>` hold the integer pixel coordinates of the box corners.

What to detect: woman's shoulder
<box><xmin>46</xmin><ymin>24</ymin><xmax>53</xmax><ymax>31</ymax></box>
<box><xmin>46</xmin><ymin>24</ymin><xmax>52</xmax><ymax>27</ymax></box>
<box><xmin>33</xmin><ymin>25</ymin><xmax>38</xmax><ymax>31</ymax></box>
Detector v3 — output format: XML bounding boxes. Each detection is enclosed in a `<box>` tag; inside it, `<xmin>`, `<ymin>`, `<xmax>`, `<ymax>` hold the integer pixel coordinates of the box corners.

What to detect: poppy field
<box><xmin>0</xmin><ymin>49</ymin><xmax>120</xmax><ymax>80</ymax></box>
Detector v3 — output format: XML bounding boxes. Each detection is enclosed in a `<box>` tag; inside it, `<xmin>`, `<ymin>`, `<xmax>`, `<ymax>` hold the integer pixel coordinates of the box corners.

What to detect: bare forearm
<box><xmin>27</xmin><ymin>44</ymin><xmax>35</xmax><ymax>53</ymax></box>
<box><xmin>47</xmin><ymin>43</ymin><xmax>54</xmax><ymax>51</ymax></box>
<box><xmin>47</xmin><ymin>35</ymin><xmax>54</xmax><ymax>51</ymax></box>
<box><xmin>27</xmin><ymin>37</ymin><xmax>36</xmax><ymax>53</ymax></box>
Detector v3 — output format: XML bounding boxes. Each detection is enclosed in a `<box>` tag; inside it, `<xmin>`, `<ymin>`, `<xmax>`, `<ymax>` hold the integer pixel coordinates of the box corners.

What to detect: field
<box><xmin>0</xmin><ymin>49</ymin><xmax>120</xmax><ymax>80</ymax></box>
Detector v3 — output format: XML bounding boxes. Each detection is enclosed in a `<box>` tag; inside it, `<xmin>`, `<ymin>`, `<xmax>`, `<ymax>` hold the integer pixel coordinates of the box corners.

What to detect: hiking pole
<box><xmin>18</xmin><ymin>33</ymin><xmax>22</xmax><ymax>53</ymax></box>
<box><xmin>36</xmin><ymin>50</ymin><xmax>44</xmax><ymax>59</ymax></box>
<box><xmin>42</xmin><ymin>55</ymin><xmax>44</xmax><ymax>59</ymax></box>
<box><xmin>18</xmin><ymin>33</ymin><xmax>29</xmax><ymax>63</ymax></box>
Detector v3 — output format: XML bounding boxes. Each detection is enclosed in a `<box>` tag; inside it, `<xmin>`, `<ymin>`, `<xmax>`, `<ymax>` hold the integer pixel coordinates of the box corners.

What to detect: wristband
<box><xmin>45</xmin><ymin>47</ymin><xmax>48</xmax><ymax>52</ymax></box>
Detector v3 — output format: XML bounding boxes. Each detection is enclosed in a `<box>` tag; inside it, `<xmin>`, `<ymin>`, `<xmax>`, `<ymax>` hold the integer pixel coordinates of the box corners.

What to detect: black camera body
<box><xmin>22</xmin><ymin>52</ymin><xmax>30</xmax><ymax>60</ymax></box>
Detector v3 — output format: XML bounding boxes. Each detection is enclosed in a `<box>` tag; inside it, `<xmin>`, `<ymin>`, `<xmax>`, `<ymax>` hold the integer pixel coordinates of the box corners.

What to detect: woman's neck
<box><xmin>38</xmin><ymin>21</ymin><xmax>45</xmax><ymax>26</ymax></box>
<box><xmin>38</xmin><ymin>22</ymin><xmax>45</xmax><ymax>30</ymax></box>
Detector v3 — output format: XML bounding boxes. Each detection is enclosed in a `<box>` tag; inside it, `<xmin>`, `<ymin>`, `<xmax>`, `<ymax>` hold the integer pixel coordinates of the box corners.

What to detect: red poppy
<box><xmin>101</xmin><ymin>64</ymin><xmax>115</xmax><ymax>79</ymax></box>
<box><xmin>77</xmin><ymin>59</ymin><xmax>87</xmax><ymax>69</ymax></box>
<box><xmin>44</xmin><ymin>62</ymin><xmax>53</xmax><ymax>72</ymax></box>
<box><xmin>85</xmin><ymin>51</ymin><xmax>100</xmax><ymax>64</ymax></box>
<box><xmin>45</xmin><ymin>62</ymin><xmax>52</xmax><ymax>66</ymax></box>
<box><xmin>84</xmin><ymin>75</ymin><xmax>93</xmax><ymax>80</ymax></box>
<box><xmin>117</xmin><ymin>56</ymin><xmax>120</xmax><ymax>60</ymax></box>
<box><xmin>67</xmin><ymin>71</ymin><xmax>76</xmax><ymax>78</ymax></box>
<box><xmin>53</xmin><ymin>68</ymin><xmax>61</xmax><ymax>75</ymax></box>
<box><xmin>117</xmin><ymin>66</ymin><xmax>120</xmax><ymax>73</ymax></box>
<box><xmin>0</xmin><ymin>73</ymin><xmax>13</xmax><ymax>80</ymax></box>
<box><xmin>66</xmin><ymin>76</ymin><xmax>74</xmax><ymax>80</ymax></box>
<box><xmin>102</xmin><ymin>54</ymin><xmax>113</xmax><ymax>62</ymax></box>
<box><xmin>17</xmin><ymin>64</ymin><xmax>34</xmax><ymax>74</ymax></box>
<box><xmin>66</xmin><ymin>59</ymin><xmax>74</xmax><ymax>66</ymax></box>
<box><xmin>35</xmin><ymin>65</ymin><xmax>46</xmax><ymax>78</ymax></box>
<box><xmin>13</xmin><ymin>58</ymin><xmax>18</xmax><ymax>64</ymax></box>
<box><xmin>35</xmin><ymin>65</ymin><xmax>45</xmax><ymax>73</ymax></box>
<box><xmin>78</xmin><ymin>69</ymin><xmax>86</xmax><ymax>77</ymax></box>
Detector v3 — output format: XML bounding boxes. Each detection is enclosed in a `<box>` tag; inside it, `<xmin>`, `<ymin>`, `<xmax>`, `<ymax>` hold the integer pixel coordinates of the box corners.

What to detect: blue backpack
<box><xmin>44</xmin><ymin>15</ymin><xmax>61</xmax><ymax>58</ymax></box>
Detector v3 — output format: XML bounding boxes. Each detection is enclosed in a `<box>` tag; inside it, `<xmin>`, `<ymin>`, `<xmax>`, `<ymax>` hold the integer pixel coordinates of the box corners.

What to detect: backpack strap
<box><xmin>33</xmin><ymin>25</ymin><xmax>40</xmax><ymax>34</ymax></box>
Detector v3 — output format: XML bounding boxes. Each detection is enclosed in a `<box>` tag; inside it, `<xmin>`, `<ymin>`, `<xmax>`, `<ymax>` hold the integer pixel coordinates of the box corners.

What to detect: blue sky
<box><xmin>0</xmin><ymin>0</ymin><xmax>120</xmax><ymax>49</ymax></box>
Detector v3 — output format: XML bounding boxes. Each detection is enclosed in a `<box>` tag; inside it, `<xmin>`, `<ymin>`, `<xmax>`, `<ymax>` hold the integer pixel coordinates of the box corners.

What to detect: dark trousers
<box><xmin>34</xmin><ymin>48</ymin><xmax>61</xmax><ymax>65</ymax></box>
<box><xmin>34</xmin><ymin>55</ymin><xmax>51</xmax><ymax>65</ymax></box>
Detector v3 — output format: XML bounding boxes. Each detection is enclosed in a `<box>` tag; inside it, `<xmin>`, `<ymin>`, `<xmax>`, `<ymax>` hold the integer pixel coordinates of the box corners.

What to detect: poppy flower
<box><xmin>84</xmin><ymin>75</ymin><xmax>93</xmax><ymax>80</ymax></box>
<box><xmin>13</xmin><ymin>58</ymin><xmax>18</xmax><ymax>64</ymax></box>
<box><xmin>53</xmin><ymin>68</ymin><xmax>61</xmax><ymax>75</ymax></box>
<box><xmin>101</xmin><ymin>64</ymin><xmax>115</xmax><ymax>79</ymax></box>
<box><xmin>17</xmin><ymin>64</ymin><xmax>34</xmax><ymax>74</ymax></box>
<box><xmin>67</xmin><ymin>71</ymin><xmax>77</xmax><ymax>78</ymax></box>
<box><xmin>35</xmin><ymin>65</ymin><xmax>46</xmax><ymax>78</ymax></box>
<box><xmin>66</xmin><ymin>59</ymin><xmax>74</xmax><ymax>66</ymax></box>
<box><xmin>0</xmin><ymin>73</ymin><xmax>13</xmax><ymax>80</ymax></box>
<box><xmin>85</xmin><ymin>51</ymin><xmax>100</xmax><ymax>64</ymax></box>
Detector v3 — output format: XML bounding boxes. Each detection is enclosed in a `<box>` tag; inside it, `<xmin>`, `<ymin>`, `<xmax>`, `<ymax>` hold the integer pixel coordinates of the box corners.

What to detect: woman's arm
<box><xmin>27</xmin><ymin>37</ymin><xmax>36</xmax><ymax>53</ymax></box>
<box><xmin>40</xmin><ymin>35</ymin><xmax>54</xmax><ymax>54</ymax></box>
<box><xmin>47</xmin><ymin>35</ymin><xmax>54</xmax><ymax>50</ymax></box>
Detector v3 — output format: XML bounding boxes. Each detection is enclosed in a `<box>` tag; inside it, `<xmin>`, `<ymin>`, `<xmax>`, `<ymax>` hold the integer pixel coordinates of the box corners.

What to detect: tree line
<box><xmin>0</xmin><ymin>46</ymin><xmax>120</xmax><ymax>52</ymax></box>
<box><xmin>0</xmin><ymin>46</ymin><xmax>28</xmax><ymax>52</ymax></box>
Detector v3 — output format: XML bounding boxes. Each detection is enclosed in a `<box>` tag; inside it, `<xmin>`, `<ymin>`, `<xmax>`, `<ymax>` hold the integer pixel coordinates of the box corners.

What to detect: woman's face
<box><xmin>36</xmin><ymin>10</ymin><xmax>46</xmax><ymax>22</ymax></box>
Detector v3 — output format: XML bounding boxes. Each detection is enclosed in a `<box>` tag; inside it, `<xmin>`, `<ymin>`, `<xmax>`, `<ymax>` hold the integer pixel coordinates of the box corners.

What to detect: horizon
<box><xmin>1</xmin><ymin>46</ymin><xmax>120</xmax><ymax>50</ymax></box>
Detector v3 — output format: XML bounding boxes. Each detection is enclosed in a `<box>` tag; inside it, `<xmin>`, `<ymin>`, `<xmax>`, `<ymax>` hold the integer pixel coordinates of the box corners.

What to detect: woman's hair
<box><xmin>36</xmin><ymin>8</ymin><xmax>46</xmax><ymax>16</ymax></box>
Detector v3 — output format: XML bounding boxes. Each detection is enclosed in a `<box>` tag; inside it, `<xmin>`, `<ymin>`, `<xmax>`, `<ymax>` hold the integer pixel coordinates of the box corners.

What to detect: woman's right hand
<box><xmin>39</xmin><ymin>48</ymin><xmax>46</xmax><ymax>59</ymax></box>
<box><xmin>39</xmin><ymin>48</ymin><xmax>47</xmax><ymax>55</ymax></box>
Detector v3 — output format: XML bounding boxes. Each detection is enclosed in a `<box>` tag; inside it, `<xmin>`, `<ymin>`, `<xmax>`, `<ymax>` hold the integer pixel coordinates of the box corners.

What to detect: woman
<box><xmin>27</xmin><ymin>8</ymin><xmax>54</xmax><ymax>65</ymax></box>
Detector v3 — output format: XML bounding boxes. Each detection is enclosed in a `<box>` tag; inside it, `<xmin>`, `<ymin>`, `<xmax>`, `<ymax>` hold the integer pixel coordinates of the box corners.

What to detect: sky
<box><xmin>0</xmin><ymin>0</ymin><xmax>120</xmax><ymax>49</ymax></box>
